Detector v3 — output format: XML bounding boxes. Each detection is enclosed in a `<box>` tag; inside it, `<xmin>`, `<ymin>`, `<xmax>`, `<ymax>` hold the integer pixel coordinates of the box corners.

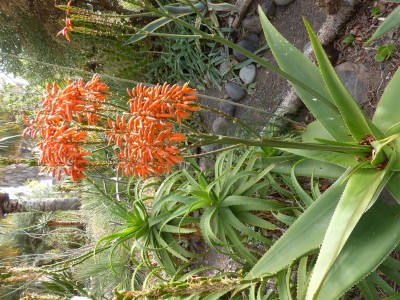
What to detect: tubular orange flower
<box><xmin>127</xmin><ymin>82</ymin><xmax>199</xmax><ymax>125</ymax></box>
<box><xmin>23</xmin><ymin>75</ymin><xmax>107</xmax><ymax>182</ymax></box>
<box><xmin>105</xmin><ymin>82</ymin><xmax>197</xmax><ymax>179</ymax></box>
<box><xmin>57</xmin><ymin>17</ymin><xmax>73</xmax><ymax>42</ymax></box>
<box><xmin>107</xmin><ymin>118</ymin><xmax>186</xmax><ymax>179</ymax></box>
<box><xmin>35</xmin><ymin>125</ymin><xmax>90</xmax><ymax>182</ymax></box>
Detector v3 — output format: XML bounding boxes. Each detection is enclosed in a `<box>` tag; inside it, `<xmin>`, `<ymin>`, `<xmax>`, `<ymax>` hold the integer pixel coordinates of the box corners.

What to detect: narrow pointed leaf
<box><xmin>281</xmin><ymin>148</ymin><xmax>364</xmax><ymax>168</ymax></box>
<box><xmin>125</xmin><ymin>17</ymin><xmax>173</xmax><ymax>45</ymax></box>
<box><xmin>164</xmin><ymin>2</ymin><xmax>205</xmax><ymax>15</ymax></box>
<box><xmin>306</xmin><ymin>167</ymin><xmax>393</xmax><ymax>299</ymax></box>
<box><xmin>304</xmin><ymin>18</ymin><xmax>372</xmax><ymax>142</ymax></box>
<box><xmin>206</xmin><ymin>1</ymin><xmax>238</xmax><ymax>11</ymax></box>
<box><xmin>258</xmin><ymin>8</ymin><xmax>350</xmax><ymax>141</ymax></box>
<box><xmin>267</xmin><ymin>158</ymin><xmax>345</xmax><ymax>179</ymax></box>
<box><xmin>373</xmin><ymin>67</ymin><xmax>400</xmax><ymax>132</ymax></box>
<box><xmin>357</xmin><ymin>279</ymin><xmax>379</xmax><ymax>300</ymax></box>
<box><xmin>365</xmin><ymin>6</ymin><xmax>400</xmax><ymax>45</ymax></box>
<box><xmin>291</xmin><ymin>160</ymin><xmax>314</xmax><ymax>207</ymax></box>
<box><xmin>387</xmin><ymin>173</ymin><xmax>400</xmax><ymax>203</ymax></box>
<box><xmin>316</xmin><ymin>196</ymin><xmax>400</xmax><ymax>299</ymax></box>
<box><xmin>246</xmin><ymin>171</ymin><xmax>349</xmax><ymax>279</ymax></box>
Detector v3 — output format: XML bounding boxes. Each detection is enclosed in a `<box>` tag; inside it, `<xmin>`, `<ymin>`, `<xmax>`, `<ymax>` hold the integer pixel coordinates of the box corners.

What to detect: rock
<box><xmin>232</xmin><ymin>38</ymin><xmax>257</xmax><ymax>62</ymax></box>
<box><xmin>239</xmin><ymin>64</ymin><xmax>257</xmax><ymax>85</ymax></box>
<box><xmin>201</xmin><ymin>144</ymin><xmax>218</xmax><ymax>152</ymax></box>
<box><xmin>220</xmin><ymin>101</ymin><xmax>236</xmax><ymax>116</ymax></box>
<box><xmin>212</xmin><ymin>117</ymin><xmax>229</xmax><ymax>135</ymax></box>
<box><xmin>199</xmin><ymin>158</ymin><xmax>215</xmax><ymax>173</ymax></box>
<box><xmin>241</xmin><ymin>16</ymin><xmax>262</xmax><ymax>33</ymax></box>
<box><xmin>225</xmin><ymin>82</ymin><xmax>246</xmax><ymax>101</ymax></box>
<box><xmin>274</xmin><ymin>0</ymin><xmax>294</xmax><ymax>6</ymax></box>
<box><xmin>247</xmin><ymin>33</ymin><xmax>259</xmax><ymax>45</ymax></box>
<box><xmin>335</xmin><ymin>62</ymin><xmax>371</xmax><ymax>105</ymax></box>
<box><xmin>261</xmin><ymin>0</ymin><xmax>277</xmax><ymax>18</ymax></box>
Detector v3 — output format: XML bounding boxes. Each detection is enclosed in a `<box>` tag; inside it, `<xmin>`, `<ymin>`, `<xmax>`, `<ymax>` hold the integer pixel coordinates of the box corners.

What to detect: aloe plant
<box><xmin>241</xmin><ymin>8</ymin><xmax>400</xmax><ymax>299</ymax></box>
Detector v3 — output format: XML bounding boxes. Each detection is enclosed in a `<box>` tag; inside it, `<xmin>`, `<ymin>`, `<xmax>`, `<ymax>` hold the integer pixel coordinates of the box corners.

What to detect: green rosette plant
<box><xmin>243</xmin><ymin>8</ymin><xmax>400</xmax><ymax>300</ymax></box>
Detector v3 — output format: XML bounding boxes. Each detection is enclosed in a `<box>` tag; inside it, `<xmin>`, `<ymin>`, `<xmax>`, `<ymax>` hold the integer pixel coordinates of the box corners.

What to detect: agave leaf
<box><xmin>233</xmin><ymin>164</ymin><xmax>275</xmax><ymax>195</ymax></box>
<box><xmin>365</xmin><ymin>6</ymin><xmax>400</xmax><ymax>45</ymax></box>
<box><xmin>373</xmin><ymin>67</ymin><xmax>400</xmax><ymax>132</ymax></box>
<box><xmin>206</xmin><ymin>0</ymin><xmax>238</xmax><ymax>11</ymax></box>
<box><xmin>246</xmin><ymin>170</ymin><xmax>349</xmax><ymax>279</ymax></box>
<box><xmin>383</xmin><ymin>295</ymin><xmax>400</xmax><ymax>300</ymax></box>
<box><xmin>304</xmin><ymin>18</ymin><xmax>372</xmax><ymax>142</ymax></box>
<box><xmin>221</xmin><ymin>195</ymin><xmax>284</xmax><ymax>210</ymax></box>
<box><xmin>386</xmin><ymin>173</ymin><xmax>400</xmax><ymax>203</ymax></box>
<box><xmin>164</xmin><ymin>2</ymin><xmax>205</xmax><ymax>15</ymax></box>
<box><xmin>357</xmin><ymin>279</ymin><xmax>380</xmax><ymax>300</ymax></box>
<box><xmin>316</xmin><ymin>196</ymin><xmax>400</xmax><ymax>299</ymax></box>
<box><xmin>291</xmin><ymin>160</ymin><xmax>314</xmax><ymax>207</ymax></box>
<box><xmin>380</xmin><ymin>265</ymin><xmax>400</xmax><ymax>285</ymax></box>
<box><xmin>159</xmin><ymin>224</ymin><xmax>197</xmax><ymax>234</ymax></box>
<box><xmin>297</xmin><ymin>256</ymin><xmax>309</xmax><ymax>300</ymax></box>
<box><xmin>368</xmin><ymin>271</ymin><xmax>397</xmax><ymax>295</ymax></box>
<box><xmin>235</xmin><ymin>211</ymin><xmax>276</xmax><ymax>230</ymax></box>
<box><xmin>258</xmin><ymin>8</ymin><xmax>350</xmax><ymax>142</ymax></box>
<box><xmin>277</xmin><ymin>269</ymin><xmax>293</xmax><ymax>300</ymax></box>
<box><xmin>302</xmin><ymin>121</ymin><xmax>333</xmax><ymax>143</ymax></box>
<box><xmin>281</xmin><ymin>148</ymin><xmax>364</xmax><ymax>168</ymax></box>
<box><xmin>222</xmin><ymin>220</ymin><xmax>257</xmax><ymax>263</ymax></box>
<box><xmin>125</xmin><ymin>17</ymin><xmax>174</xmax><ymax>45</ymax></box>
<box><xmin>268</xmin><ymin>158</ymin><xmax>345</xmax><ymax>179</ymax></box>
<box><xmin>306</xmin><ymin>166</ymin><xmax>393</xmax><ymax>299</ymax></box>
<box><xmin>221</xmin><ymin>209</ymin><xmax>270</xmax><ymax>244</ymax></box>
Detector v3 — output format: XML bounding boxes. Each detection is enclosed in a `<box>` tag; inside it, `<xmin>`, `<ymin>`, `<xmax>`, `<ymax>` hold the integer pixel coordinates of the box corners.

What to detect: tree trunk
<box><xmin>0</xmin><ymin>193</ymin><xmax>80</xmax><ymax>215</ymax></box>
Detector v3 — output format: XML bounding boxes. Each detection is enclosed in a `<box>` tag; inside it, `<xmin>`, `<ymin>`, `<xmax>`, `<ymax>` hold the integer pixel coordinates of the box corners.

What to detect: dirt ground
<box><xmin>199</xmin><ymin>0</ymin><xmax>400</xmax><ymax>134</ymax></box>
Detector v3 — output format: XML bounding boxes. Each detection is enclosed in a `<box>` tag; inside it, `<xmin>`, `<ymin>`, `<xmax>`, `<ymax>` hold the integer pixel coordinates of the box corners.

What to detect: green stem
<box><xmin>0</xmin><ymin>157</ymin><xmax>36</xmax><ymax>166</ymax></box>
<box><xmin>195</xmin><ymin>134</ymin><xmax>371</xmax><ymax>153</ymax></box>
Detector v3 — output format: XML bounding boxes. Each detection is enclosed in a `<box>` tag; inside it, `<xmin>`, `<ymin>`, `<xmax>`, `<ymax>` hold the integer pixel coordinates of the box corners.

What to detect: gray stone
<box><xmin>212</xmin><ymin>117</ymin><xmax>229</xmax><ymax>135</ymax></box>
<box><xmin>239</xmin><ymin>64</ymin><xmax>257</xmax><ymax>85</ymax></box>
<box><xmin>225</xmin><ymin>82</ymin><xmax>246</xmax><ymax>101</ymax></box>
<box><xmin>241</xmin><ymin>16</ymin><xmax>262</xmax><ymax>33</ymax></box>
<box><xmin>335</xmin><ymin>62</ymin><xmax>370</xmax><ymax>105</ymax></box>
<box><xmin>199</xmin><ymin>158</ymin><xmax>215</xmax><ymax>173</ymax></box>
<box><xmin>232</xmin><ymin>38</ymin><xmax>257</xmax><ymax>62</ymax></box>
<box><xmin>220</xmin><ymin>101</ymin><xmax>236</xmax><ymax>116</ymax></box>
<box><xmin>274</xmin><ymin>0</ymin><xmax>294</xmax><ymax>6</ymax></box>
<box><xmin>201</xmin><ymin>144</ymin><xmax>218</xmax><ymax>152</ymax></box>
<box><xmin>247</xmin><ymin>33</ymin><xmax>259</xmax><ymax>45</ymax></box>
<box><xmin>261</xmin><ymin>0</ymin><xmax>277</xmax><ymax>18</ymax></box>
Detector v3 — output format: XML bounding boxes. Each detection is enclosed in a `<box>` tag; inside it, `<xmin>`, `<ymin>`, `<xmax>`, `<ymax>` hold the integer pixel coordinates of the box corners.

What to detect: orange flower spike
<box><xmin>169</xmin><ymin>133</ymin><xmax>186</xmax><ymax>143</ymax></box>
<box><xmin>183</xmin><ymin>95</ymin><xmax>198</xmax><ymax>101</ymax></box>
<box><xmin>52</xmin><ymin>82</ymin><xmax>59</xmax><ymax>94</ymax></box>
<box><xmin>57</xmin><ymin>17</ymin><xmax>73</xmax><ymax>42</ymax></box>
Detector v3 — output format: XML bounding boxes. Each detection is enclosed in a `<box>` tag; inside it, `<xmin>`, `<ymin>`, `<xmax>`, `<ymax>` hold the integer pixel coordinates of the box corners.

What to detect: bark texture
<box><xmin>0</xmin><ymin>194</ymin><xmax>80</xmax><ymax>215</ymax></box>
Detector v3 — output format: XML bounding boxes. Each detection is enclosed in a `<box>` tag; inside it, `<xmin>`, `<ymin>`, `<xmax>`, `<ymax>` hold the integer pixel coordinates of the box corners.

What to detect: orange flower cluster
<box><xmin>57</xmin><ymin>1</ymin><xmax>73</xmax><ymax>41</ymax></box>
<box><xmin>36</xmin><ymin>126</ymin><xmax>90</xmax><ymax>181</ymax></box>
<box><xmin>23</xmin><ymin>75</ymin><xmax>109</xmax><ymax>181</ymax></box>
<box><xmin>107</xmin><ymin>83</ymin><xmax>198</xmax><ymax>179</ymax></box>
